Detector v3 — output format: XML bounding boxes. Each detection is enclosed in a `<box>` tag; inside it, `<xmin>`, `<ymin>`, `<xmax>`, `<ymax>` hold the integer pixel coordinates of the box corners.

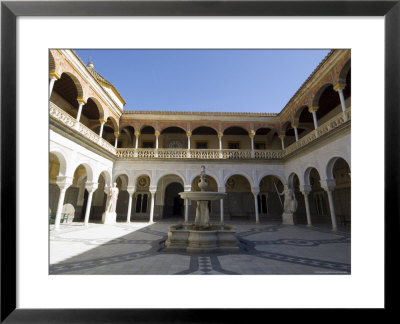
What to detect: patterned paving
<box><xmin>50</xmin><ymin>221</ymin><xmax>351</xmax><ymax>275</ymax></box>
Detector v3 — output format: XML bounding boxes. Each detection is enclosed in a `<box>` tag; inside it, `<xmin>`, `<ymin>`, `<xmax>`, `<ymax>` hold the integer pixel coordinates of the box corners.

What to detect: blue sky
<box><xmin>74</xmin><ymin>49</ymin><xmax>330</xmax><ymax>113</ymax></box>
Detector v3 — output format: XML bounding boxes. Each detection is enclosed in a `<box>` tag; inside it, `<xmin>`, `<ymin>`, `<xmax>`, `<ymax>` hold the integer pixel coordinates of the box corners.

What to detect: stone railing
<box><xmin>49</xmin><ymin>102</ymin><xmax>117</xmax><ymax>155</ymax></box>
<box><xmin>283</xmin><ymin>107</ymin><xmax>351</xmax><ymax>157</ymax></box>
<box><xmin>116</xmin><ymin>148</ymin><xmax>282</xmax><ymax>160</ymax></box>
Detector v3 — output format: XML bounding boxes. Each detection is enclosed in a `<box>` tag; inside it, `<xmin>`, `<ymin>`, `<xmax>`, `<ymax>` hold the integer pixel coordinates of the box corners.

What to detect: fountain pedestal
<box><xmin>165</xmin><ymin>166</ymin><xmax>240</xmax><ymax>253</ymax></box>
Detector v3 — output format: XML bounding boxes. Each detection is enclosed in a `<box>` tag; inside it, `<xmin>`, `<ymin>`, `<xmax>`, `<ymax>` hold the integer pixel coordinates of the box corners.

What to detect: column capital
<box><xmin>186</xmin><ymin>131</ymin><xmax>192</xmax><ymax>137</ymax></box>
<box><xmin>155</xmin><ymin>130</ymin><xmax>160</xmax><ymax>137</ymax></box>
<box><xmin>134</xmin><ymin>131</ymin><xmax>141</xmax><ymax>137</ymax></box>
<box><xmin>218</xmin><ymin>187</ymin><xmax>226</xmax><ymax>193</ymax></box>
<box><xmin>126</xmin><ymin>186</ymin><xmax>136</xmax><ymax>195</ymax></box>
<box><xmin>217</xmin><ymin>132</ymin><xmax>223</xmax><ymax>138</ymax></box>
<box><xmin>184</xmin><ymin>185</ymin><xmax>192</xmax><ymax>192</ymax></box>
<box><xmin>49</xmin><ymin>71</ymin><xmax>61</xmax><ymax>80</ymax></box>
<box><xmin>300</xmin><ymin>184</ymin><xmax>312</xmax><ymax>195</ymax></box>
<box><xmin>114</xmin><ymin>131</ymin><xmax>120</xmax><ymax>137</ymax></box>
<box><xmin>308</xmin><ymin>106</ymin><xmax>319</xmax><ymax>113</ymax></box>
<box><xmin>99</xmin><ymin>118</ymin><xmax>107</xmax><ymax>124</ymax></box>
<box><xmin>149</xmin><ymin>186</ymin><xmax>157</xmax><ymax>194</ymax></box>
<box><xmin>249</xmin><ymin>130</ymin><xmax>255</xmax><ymax>138</ymax></box>
<box><xmin>85</xmin><ymin>182</ymin><xmax>99</xmax><ymax>193</ymax></box>
<box><xmin>320</xmin><ymin>179</ymin><xmax>336</xmax><ymax>191</ymax></box>
<box><xmin>56</xmin><ymin>176</ymin><xmax>73</xmax><ymax>190</ymax></box>
<box><xmin>77</xmin><ymin>97</ymin><xmax>87</xmax><ymax>104</ymax></box>
<box><xmin>333</xmin><ymin>83</ymin><xmax>346</xmax><ymax>91</ymax></box>
<box><xmin>251</xmin><ymin>187</ymin><xmax>260</xmax><ymax>195</ymax></box>
<box><xmin>291</xmin><ymin>123</ymin><xmax>298</xmax><ymax>128</ymax></box>
<box><xmin>278</xmin><ymin>134</ymin><xmax>286</xmax><ymax>139</ymax></box>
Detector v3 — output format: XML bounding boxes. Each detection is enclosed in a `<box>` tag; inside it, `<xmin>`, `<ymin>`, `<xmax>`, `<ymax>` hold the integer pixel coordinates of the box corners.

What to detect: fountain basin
<box><xmin>165</xmin><ymin>224</ymin><xmax>240</xmax><ymax>253</ymax></box>
<box><xmin>179</xmin><ymin>191</ymin><xmax>226</xmax><ymax>201</ymax></box>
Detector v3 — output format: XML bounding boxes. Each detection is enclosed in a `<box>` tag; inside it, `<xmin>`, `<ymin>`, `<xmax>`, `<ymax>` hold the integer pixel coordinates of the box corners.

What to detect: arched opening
<box><xmin>267</xmin><ymin>130</ymin><xmax>282</xmax><ymax>150</ymax></box>
<box><xmin>192</xmin><ymin>126</ymin><xmax>218</xmax><ymax>149</ymax></box>
<box><xmin>79</xmin><ymin>98</ymin><xmax>101</xmax><ymax>129</ymax></box>
<box><xmin>51</xmin><ymin>73</ymin><xmax>80</xmax><ymax>116</ymax></box>
<box><xmin>61</xmin><ymin>164</ymin><xmax>92</xmax><ymax>223</ymax></box>
<box><xmin>134</xmin><ymin>175</ymin><xmax>151</xmax><ymax>220</ymax></box>
<box><xmin>119</xmin><ymin>126</ymin><xmax>135</xmax><ymax>148</ymax></box>
<box><xmin>255</xmin><ymin>127</ymin><xmax>273</xmax><ymax>149</ymax></box>
<box><xmin>115</xmin><ymin>174</ymin><xmax>129</xmax><ymax>222</ymax></box>
<box><xmin>281</xmin><ymin>121</ymin><xmax>296</xmax><ymax>147</ymax></box>
<box><xmin>306</xmin><ymin>168</ymin><xmax>330</xmax><ymax>225</ymax></box>
<box><xmin>87</xmin><ymin>172</ymin><xmax>108</xmax><ymax>223</ymax></box>
<box><xmin>296</xmin><ymin>105</ymin><xmax>314</xmax><ymax>138</ymax></box>
<box><xmin>329</xmin><ymin>157</ymin><xmax>351</xmax><ymax>227</ymax></box>
<box><xmin>163</xmin><ymin>182</ymin><xmax>184</xmax><ymax>218</ymax></box>
<box><xmin>223</xmin><ymin>126</ymin><xmax>249</xmax><ymax>150</ymax></box>
<box><xmin>140</xmin><ymin>126</ymin><xmax>156</xmax><ymax>148</ymax></box>
<box><xmin>49</xmin><ymin>152</ymin><xmax>61</xmax><ymax>221</ymax></box>
<box><xmin>225</xmin><ymin>174</ymin><xmax>253</xmax><ymax>220</ymax></box>
<box><xmin>259</xmin><ymin>175</ymin><xmax>284</xmax><ymax>221</ymax></box>
<box><xmin>315</xmin><ymin>84</ymin><xmax>342</xmax><ymax>125</ymax></box>
<box><xmin>161</xmin><ymin>126</ymin><xmax>187</xmax><ymax>149</ymax></box>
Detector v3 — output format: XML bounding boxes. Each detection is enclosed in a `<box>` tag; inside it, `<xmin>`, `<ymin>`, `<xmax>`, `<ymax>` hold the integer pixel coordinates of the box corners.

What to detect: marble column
<box><xmin>334</xmin><ymin>83</ymin><xmax>347</xmax><ymax>112</ymax></box>
<box><xmin>279</xmin><ymin>134</ymin><xmax>285</xmax><ymax>150</ymax></box>
<box><xmin>126</xmin><ymin>186</ymin><xmax>136</xmax><ymax>223</ymax></box>
<box><xmin>218</xmin><ymin>132</ymin><xmax>223</xmax><ymax>158</ymax></box>
<box><xmin>300</xmin><ymin>185</ymin><xmax>312</xmax><ymax>226</ymax></box>
<box><xmin>49</xmin><ymin>73</ymin><xmax>59</xmax><ymax>98</ymax></box>
<box><xmin>76</xmin><ymin>99</ymin><xmax>86</xmax><ymax>122</ymax></box>
<box><xmin>321</xmin><ymin>179</ymin><xmax>338</xmax><ymax>231</ymax></box>
<box><xmin>155</xmin><ymin>131</ymin><xmax>160</xmax><ymax>157</ymax></box>
<box><xmin>252</xmin><ymin>189</ymin><xmax>260</xmax><ymax>224</ymax></box>
<box><xmin>249</xmin><ymin>131</ymin><xmax>255</xmax><ymax>158</ymax></box>
<box><xmin>308</xmin><ymin>106</ymin><xmax>319</xmax><ymax>129</ymax></box>
<box><xmin>83</xmin><ymin>182</ymin><xmax>99</xmax><ymax>226</ymax></box>
<box><xmin>98</xmin><ymin>119</ymin><xmax>106</xmax><ymax>138</ymax></box>
<box><xmin>54</xmin><ymin>176</ymin><xmax>73</xmax><ymax>231</ymax></box>
<box><xmin>134</xmin><ymin>131</ymin><xmax>140</xmax><ymax>157</ymax></box>
<box><xmin>149</xmin><ymin>190</ymin><xmax>156</xmax><ymax>223</ymax></box>
<box><xmin>184</xmin><ymin>198</ymin><xmax>189</xmax><ymax>223</ymax></box>
<box><xmin>187</xmin><ymin>131</ymin><xmax>192</xmax><ymax>158</ymax></box>
<box><xmin>220</xmin><ymin>199</ymin><xmax>224</xmax><ymax>224</ymax></box>
<box><xmin>114</xmin><ymin>132</ymin><xmax>120</xmax><ymax>148</ymax></box>
<box><xmin>292</xmin><ymin>123</ymin><xmax>299</xmax><ymax>141</ymax></box>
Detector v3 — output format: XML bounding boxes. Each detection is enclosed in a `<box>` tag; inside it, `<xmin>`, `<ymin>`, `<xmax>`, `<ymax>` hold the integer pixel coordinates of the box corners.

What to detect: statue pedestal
<box><xmin>102</xmin><ymin>211</ymin><xmax>117</xmax><ymax>224</ymax></box>
<box><xmin>282</xmin><ymin>212</ymin><xmax>295</xmax><ymax>225</ymax></box>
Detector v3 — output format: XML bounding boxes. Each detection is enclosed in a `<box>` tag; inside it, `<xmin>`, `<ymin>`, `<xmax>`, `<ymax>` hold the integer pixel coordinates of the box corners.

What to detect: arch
<box><xmin>338</xmin><ymin>59</ymin><xmax>351</xmax><ymax>84</ymax></box>
<box><xmin>98</xmin><ymin>170</ymin><xmax>112</xmax><ymax>187</ymax></box>
<box><xmin>280</xmin><ymin>121</ymin><xmax>291</xmax><ymax>134</ymax></box>
<box><xmin>86</xmin><ymin>96</ymin><xmax>105</xmax><ymax>119</ymax></box>
<box><xmin>188</xmin><ymin>170</ymin><xmax>221</xmax><ymax>188</ymax></box>
<box><xmin>325</xmin><ymin>156</ymin><xmax>351</xmax><ymax>181</ymax></box>
<box><xmin>163</xmin><ymin>182</ymin><xmax>184</xmax><ymax>218</ymax></box>
<box><xmin>58</xmin><ymin>72</ymin><xmax>84</xmax><ymax>99</ymax></box>
<box><xmin>105</xmin><ymin>116</ymin><xmax>119</xmax><ymax>132</ymax></box>
<box><xmin>311</xmin><ymin>83</ymin><xmax>333</xmax><ymax>107</ymax></box>
<box><xmin>160</xmin><ymin>125</ymin><xmax>187</xmax><ymax>134</ymax></box>
<box><xmin>156</xmin><ymin>172</ymin><xmax>185</xmax><ymax>188</ymax></box>
<box><xmin>223</xmin><ymin>125</ymin><xmax>249</xmax><ymax>135</ymax></box>
<box><xmin>49</xmin><ymin>150</ymin><xmax>68</xmax><ymax>176</ymax></box>
<box><xmin>256</xmin><ymin>171</ymin><xmax>286</xmax><ymax>187</ymax></box>
<box><xmin>192</xmin><ymin>125</ymin><xmax>219</xmax><ymax>135</ymax></box>
<box><xmin>255</xmin><ymin>127</ymin><xmax>275</xmax><ymax>135</ymax></box>
<box><xmin>71</xmin><ymin>162</ymin><xmax>94</xmax><ymax>183</ymax></box>
<box><xmin>288</xmin><ymin>172</ymin><xmax>300</xmax><ymax>190</ymax></box>
<box><xmin>114</xmin><ymin>173</ymin><xmax>129</xmax><ymax>189</ymax></box>
<box><xmin>224</xmin><ymin>172</ymin><xmax>254</xmax><ymax>189</ymax></box>
<box><xmin>49</xmin><ymin>51</ymin><xmax>56</xmax><ymax>73</ymax></box>
<box><xmin>304</xmin><ymin>166</ymin><xmax>322</xmax><ymax>187</ymax></box>
<box><xmin>293</xmin><ymin>105</ymin><xmax>309</xmax><ymax>124</ymax></box>
<box><xmin>140</xmin><ymin>125</ymin><xmax>155</xmax><ymax>134</ymax></box>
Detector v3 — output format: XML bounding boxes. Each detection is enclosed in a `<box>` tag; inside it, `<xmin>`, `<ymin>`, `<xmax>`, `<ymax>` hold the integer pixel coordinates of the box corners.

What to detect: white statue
<box><xmin>106</xmin><ymin>182</ymin><xmax>119</xmax><ymax>213</ymax></box>
<box><xmin>283</xmin><ymin>188</ymin><xmax>297</xmax><ymax>214</ymax></box>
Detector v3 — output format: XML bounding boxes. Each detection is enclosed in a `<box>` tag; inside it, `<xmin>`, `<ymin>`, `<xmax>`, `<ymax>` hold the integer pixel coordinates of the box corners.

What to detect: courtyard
<box><xmin>49</xmin><ymin>220</ymin><xmax>350</xmax><ymax>275</ymax></box>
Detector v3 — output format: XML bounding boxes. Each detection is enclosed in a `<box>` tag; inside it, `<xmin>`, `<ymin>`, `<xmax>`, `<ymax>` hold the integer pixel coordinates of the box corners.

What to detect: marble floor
<box><xmin>49</xmin><ymin>219</ymin><xmax>350</xmax><ymax>275</ymax></box>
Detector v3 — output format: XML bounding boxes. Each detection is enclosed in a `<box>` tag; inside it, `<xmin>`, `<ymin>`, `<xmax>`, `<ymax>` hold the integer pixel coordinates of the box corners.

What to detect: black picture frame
<box><xmin>1</xmin><ymin>0</ymin><xmax>399</xmax><ymax>322</ymax></box>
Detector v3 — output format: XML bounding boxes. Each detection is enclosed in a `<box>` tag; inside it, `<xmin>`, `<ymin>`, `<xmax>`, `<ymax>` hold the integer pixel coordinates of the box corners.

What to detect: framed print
<box><xmin>1</xmin><ymin>0</ymin><xmax>399</xmax><ymax>322</ymax></box>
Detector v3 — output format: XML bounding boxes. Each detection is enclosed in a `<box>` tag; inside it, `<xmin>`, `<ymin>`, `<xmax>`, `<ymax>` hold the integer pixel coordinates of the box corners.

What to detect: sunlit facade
<box><xmin>49</xmin><ymin>49</ymin><xmax>351</xmax><ymax>231</ymax></box>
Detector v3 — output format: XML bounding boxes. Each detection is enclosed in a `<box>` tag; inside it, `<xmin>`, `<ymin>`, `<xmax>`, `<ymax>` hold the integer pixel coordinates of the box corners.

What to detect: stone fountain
<box><xmin>165</xmin><ymin>166</ymin><xmax>240</xmax><ymax>253</ymax></box>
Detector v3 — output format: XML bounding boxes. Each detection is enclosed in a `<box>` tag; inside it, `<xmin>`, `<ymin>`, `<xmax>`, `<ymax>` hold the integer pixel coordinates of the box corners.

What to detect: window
<box><xmin>255</xmin><ymin>142</ymin><xmax>266</xmax><ymax>150</ymax></box>
<box><xmin>135</xmin><ymin>193</ymin><xmax>148</xmax><ymax>213</ymax></box>
<box><xmin>196</xmin><ymin>141</ymin><xmax>208</xmax><ymax>149</ymax></box>
<box><xmin>142</xmin><ymin>141</ymin><xmax>154</xmax><ymax>148</ymax></box>
<box><xmin>228</xmin><ymin>142</ymin><xmax>240</xmax><ymax>149</ymax></box>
